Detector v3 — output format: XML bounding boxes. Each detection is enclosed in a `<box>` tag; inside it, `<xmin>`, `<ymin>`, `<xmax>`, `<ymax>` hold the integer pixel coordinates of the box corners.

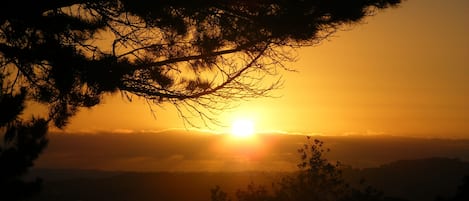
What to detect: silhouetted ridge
<box><xmin>344</xmin><ymin>158</ymin><xmax>469</xmax><ymax>201</ymax></box>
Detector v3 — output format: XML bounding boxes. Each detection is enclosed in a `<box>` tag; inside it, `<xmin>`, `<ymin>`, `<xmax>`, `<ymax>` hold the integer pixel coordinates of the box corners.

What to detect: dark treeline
<box><xmin>27</xmin><ymin>153</ymin><xmax>468</xmax><ymax>201</ymax></box>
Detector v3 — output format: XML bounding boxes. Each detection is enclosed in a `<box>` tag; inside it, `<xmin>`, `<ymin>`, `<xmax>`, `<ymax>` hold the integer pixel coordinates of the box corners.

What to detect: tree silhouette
<box><xmin>212</xmin><ymin>137</ymin><xmax>408</xmax><ymax>201</ymax></box>
<box><xmin>1</xmin><ymin>75</ymin><xmax>48</xmax><ymax>200</ymax></box>
<box><xmin>1</xmin><ymin>0</ymin><xmax>401</xmax><ymax>126</ymax></box>
<box><xmin>1</xmin><ymin>0</ymin><xmax>401</xmax><ymax>199</ymax></box>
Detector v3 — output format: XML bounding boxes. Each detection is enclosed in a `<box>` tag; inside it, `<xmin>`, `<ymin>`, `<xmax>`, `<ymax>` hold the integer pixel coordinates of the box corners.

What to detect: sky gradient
<box><xmin>58</xmin><ymin>0</ymin><xmax>469</xmax><ymax>138</ymax></box>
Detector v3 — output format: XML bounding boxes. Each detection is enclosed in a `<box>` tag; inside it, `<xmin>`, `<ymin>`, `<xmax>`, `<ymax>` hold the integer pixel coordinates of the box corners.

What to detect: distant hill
<box><xmin>28</xmin><ymin>170</ymin><xmax>283</xmax><ymax>201</ymax></box>
<box><xmin>344</xmin><ymin>157</ymin><xmax>469</xmax><ymax>201</ymax></box>
<box><xmin>27</xmin><ymin>168</ymin><xmax>122</xmax><ymax>181</ymax></box>
<box><xmin>27</xmin><ymin>157</ymin><xmax>468</xmax><ymax>201</ymax></box>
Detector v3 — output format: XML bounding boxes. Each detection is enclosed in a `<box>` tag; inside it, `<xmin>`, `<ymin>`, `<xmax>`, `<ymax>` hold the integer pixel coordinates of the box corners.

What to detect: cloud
<box><xmin>36</xmin><ymin>131</ymin><xmax>469</xmax><ymax>172</ymax></box>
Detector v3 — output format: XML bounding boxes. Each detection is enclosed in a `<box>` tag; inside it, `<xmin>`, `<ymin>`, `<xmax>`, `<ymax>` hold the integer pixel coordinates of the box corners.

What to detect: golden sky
<box><xmin>61</xmin><ymin>0</ymin><xmax>469</xmax><ymax>138</ymax></box>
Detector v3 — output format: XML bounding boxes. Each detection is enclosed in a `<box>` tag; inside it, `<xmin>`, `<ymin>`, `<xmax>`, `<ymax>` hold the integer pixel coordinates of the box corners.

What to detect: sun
<box><xmin>231</xmin><ymin>119</ymin><xmax>255</xmax><ymax>138</ymax></box>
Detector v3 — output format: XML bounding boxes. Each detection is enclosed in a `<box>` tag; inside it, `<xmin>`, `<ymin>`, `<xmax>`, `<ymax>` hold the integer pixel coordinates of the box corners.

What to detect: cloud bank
<box><xmin>36</xmin><ymin>130</ymin><xmax>469</xmax><ymax>172</ymax></box>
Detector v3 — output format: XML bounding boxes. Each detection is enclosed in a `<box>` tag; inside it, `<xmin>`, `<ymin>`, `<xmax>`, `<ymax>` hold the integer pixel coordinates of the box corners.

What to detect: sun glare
<box><xmin>231</xmin><ymin>119</ymin><xmax>255</xmax><ymax>138</ymax></box>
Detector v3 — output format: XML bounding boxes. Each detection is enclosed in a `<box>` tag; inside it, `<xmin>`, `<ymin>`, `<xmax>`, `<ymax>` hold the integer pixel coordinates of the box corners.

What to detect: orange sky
<box><xmin>59</xmin><ymin>0</ymin><xmax>469</xmax><ymax>138</ymax></box>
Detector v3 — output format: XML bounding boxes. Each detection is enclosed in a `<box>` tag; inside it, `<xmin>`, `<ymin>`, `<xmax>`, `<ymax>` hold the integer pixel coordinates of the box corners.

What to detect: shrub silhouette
<box><xmin>212</xmin><ymin>137</ymin><xmax>408</xmax><ymax>201</ymax></box>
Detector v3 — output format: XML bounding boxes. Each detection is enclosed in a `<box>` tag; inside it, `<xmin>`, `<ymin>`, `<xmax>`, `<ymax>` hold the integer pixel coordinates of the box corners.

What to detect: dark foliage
<box><xmin>1</xmin><ymin>0</ymin><xmax>401</xmax><ymax>199</ymax></box>
<box><xmin>1</xmin><ymin>0</ymin><xmax>401</xmax><ymax>127</ymax></box>
<box><xmin>1</xmin><ymin>76</ymin><xmax>48</xmax><ymax>201</ymax></box>
<box><xmin>212</xmin><ymin>137</ymin><xmax>409</xmax><ymax>201</ymax></box>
